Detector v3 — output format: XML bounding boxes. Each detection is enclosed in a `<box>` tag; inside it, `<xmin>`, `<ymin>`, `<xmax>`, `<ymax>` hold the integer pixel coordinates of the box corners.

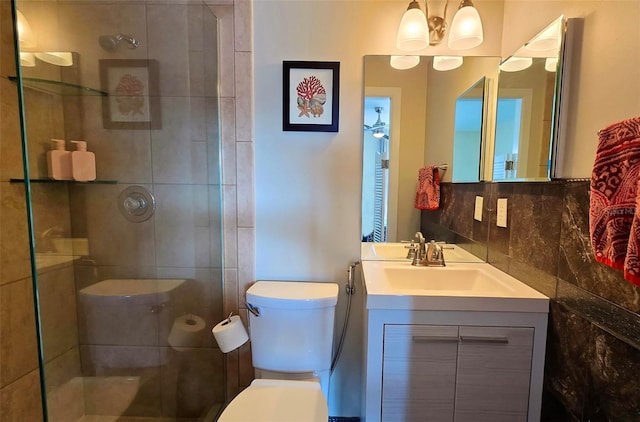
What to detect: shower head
<box><xmin>98</xmin><ymin>34</ymin><xmax>139</xmax><ymax>51</ymax></box>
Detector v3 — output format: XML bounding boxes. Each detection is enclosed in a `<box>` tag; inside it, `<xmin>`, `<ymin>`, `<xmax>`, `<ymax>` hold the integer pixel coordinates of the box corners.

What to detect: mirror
<box><xmin>490</xmin><ymin>16</ymin><xmax>567</xmax><ymax>181</ymax></box>
<box><xmin>452</xmin><ymin>77</ymin><xmax>487</xmax><ymax>183</ymax></box>
<box><xmin>361</xmin><ymin>55</ymin><xmax>500</xmax><ymax>255</ymax></box>
<box><xmin>360</xmin><ymin>16</ymin><xmax>572</xmax><ymax>262</ymax></box>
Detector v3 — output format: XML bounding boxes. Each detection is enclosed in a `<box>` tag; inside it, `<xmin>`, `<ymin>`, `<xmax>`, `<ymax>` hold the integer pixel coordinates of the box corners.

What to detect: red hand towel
<box><xmin>589</xmin><ymin>115</ymin><xmax>640</xmax><ymax>286</ymax></box>
<box><xmin>415</xmin><ymin>166</ymin><xmax>440</xmax><ymax>210</ymax></box>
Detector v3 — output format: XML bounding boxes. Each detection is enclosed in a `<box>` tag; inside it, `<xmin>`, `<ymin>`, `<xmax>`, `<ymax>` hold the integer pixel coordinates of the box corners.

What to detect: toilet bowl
<box><xmin>218</xmin><ymin>379</ymin><xmax>328</xmax><ymax>421</ymax></box>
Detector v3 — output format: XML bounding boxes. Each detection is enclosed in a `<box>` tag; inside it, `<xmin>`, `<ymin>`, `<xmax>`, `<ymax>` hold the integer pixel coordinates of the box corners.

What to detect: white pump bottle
<box><xmin>47</xmin><ymin>139</ymin><xmax>72</xmax><ymax>180</ymax></box>
<box><xmin>70</xmin><ymin>140</ymin><xmax>96</xmax><ymax>182</ymax></box>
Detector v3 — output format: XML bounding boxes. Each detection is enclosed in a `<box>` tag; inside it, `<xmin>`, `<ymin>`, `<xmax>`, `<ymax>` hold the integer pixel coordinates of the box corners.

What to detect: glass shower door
<box><xmin>11</xmin><ymin>0</ymin><xmax>225</xmax><ymax>420</ymax></box>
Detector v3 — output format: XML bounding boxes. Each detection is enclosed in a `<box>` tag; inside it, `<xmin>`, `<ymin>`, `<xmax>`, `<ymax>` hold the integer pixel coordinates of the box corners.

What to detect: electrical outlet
<box><xmin>474</xmin><ymin>196</ymin><xmax>483</xmax><ymax>221</ymax></box>
<box><xmin>497</xmin><ymin>198</ymin><xmax>508</xmax><ymax>227</ymax></box>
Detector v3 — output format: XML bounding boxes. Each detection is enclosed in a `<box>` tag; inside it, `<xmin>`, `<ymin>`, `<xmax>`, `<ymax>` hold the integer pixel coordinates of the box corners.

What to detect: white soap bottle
<box><xmin>70</xmin><ymin>140</ymin><xmax>96</xmax><ymax>182</ymax></box>
<box><xmin>47</xmin><ymin>139</ymin><xmax>72</xmax><ymax>180</ymax></box>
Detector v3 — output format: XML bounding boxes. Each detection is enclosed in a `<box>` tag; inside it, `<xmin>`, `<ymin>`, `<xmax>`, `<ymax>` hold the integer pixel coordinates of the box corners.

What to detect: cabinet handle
<box><xmin>412</xmin><ymin>335</ymin><xmax>459</xmax><ymax>343</ymax></box>
<box><xmin>459</xmin><ymin>335</ymin><xmax>509</xmax><ymax>344</ymax></box>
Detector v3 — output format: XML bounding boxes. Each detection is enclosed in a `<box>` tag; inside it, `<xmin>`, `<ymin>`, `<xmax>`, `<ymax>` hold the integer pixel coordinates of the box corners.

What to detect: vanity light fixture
<box><xmin>525</xmin><ymin>20</ymin><xmax>562</xmax><ymax>52</ymax></box>
<box><xmin>35</xmin><ymin>52</ymin><xmax>74</xmax><ymax>67</ymax></box>
<box><xmin>447</xmin><ymin>0</ymin><xmax>484</xmax><ymax>50</ymax></box>
<box><xmin>396</xmin><ymin>0</ymin><xmax>450</xmax><ymax>51</ymax></box>
<box><xmin>545</xmin><ymin>57</ymin><xmax>558</xmax><ymax>72</ymax></box>
<box><xmin>499</xmin><ymin>56</ymin><xmax>533</xmax><ymax>72</ymax></box>
<box><xmin>433</xmin><ymin>55</ymin><xmax>463</xmax><ymax>71</ymax></box>
<box><xmin>390</xmin><ymin>55</ymin><xmax>421</xmax><ymax>70</ymax></box>
<box><xmin>16</xmin><ymin>10</ymin><xmax>36</xmax><ymax>49</ymax></box>
<box><xmin>15</xmin><ymin>10</ymin><xmax>74</xmax><ymax>68</ymax></box>
<box><xmin>20</xmin><ymin>52</ymin><xmax>35</xmax><ymax>67</ymax></box>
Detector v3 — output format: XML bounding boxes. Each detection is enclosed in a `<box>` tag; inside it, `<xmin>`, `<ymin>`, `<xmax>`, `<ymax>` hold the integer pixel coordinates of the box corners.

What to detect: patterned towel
<box><xmin>589</xmin><ymin>116</ymin><xmax>640</xmax><ymax>286</ymax></box>
<box><xmin>415</xmin><ymin>166</ymin><xmax>440</xmax><ymax>210</ymax></box>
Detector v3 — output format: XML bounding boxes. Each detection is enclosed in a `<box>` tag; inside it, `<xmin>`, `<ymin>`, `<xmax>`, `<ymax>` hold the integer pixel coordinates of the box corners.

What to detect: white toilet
<box><xmin>218</xmin><ymin>280</ymin><xmax>339</xmax><ymax>422</ymax></box>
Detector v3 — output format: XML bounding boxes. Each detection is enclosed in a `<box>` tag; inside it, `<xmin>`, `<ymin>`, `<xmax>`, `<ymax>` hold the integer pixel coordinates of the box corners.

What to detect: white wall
<box><xmin>254</xmin><ymin>0</ymin><xmax>640</xmax><ymax>417</ymax></box>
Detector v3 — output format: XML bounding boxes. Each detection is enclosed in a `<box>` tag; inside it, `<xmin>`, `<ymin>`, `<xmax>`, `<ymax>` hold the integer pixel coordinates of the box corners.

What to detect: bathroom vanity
<box><xmin>361</xmin><ymin>259</ymin><xmax>549</xmax><ymax>422</ymax></box>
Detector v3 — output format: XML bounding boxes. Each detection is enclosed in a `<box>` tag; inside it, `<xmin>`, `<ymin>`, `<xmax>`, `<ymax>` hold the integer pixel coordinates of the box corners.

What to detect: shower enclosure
<box><xmin>10</xmin><ymin>0</ymin><xmax>225</xmax><ymax>420</ymax></box>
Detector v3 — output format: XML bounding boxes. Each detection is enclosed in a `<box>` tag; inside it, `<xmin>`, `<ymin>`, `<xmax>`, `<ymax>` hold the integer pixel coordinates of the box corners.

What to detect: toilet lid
<box><xmin>218</xmin><ymin>379</ymin><xmax>328</xmax><ymax>422</ymax></box>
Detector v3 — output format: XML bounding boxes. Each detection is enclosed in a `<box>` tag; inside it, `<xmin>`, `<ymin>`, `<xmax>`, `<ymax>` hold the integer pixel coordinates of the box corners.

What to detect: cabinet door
<box><xmin>382</xmin><ymin>325</ymin><xmax>459</xmax><ymax>422</ymax></box>
<box><xmin>454</xmin><ymin>326</ymin><xmax>534</xmax><ymax>422</ymax></box>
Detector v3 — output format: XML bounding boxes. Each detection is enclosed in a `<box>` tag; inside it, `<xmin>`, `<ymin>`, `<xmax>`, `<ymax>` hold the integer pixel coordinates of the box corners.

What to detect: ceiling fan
<box><xmin>364</xmin><ymin>106</ymin><xmax>388</xmax><ymax>139</ymax></box>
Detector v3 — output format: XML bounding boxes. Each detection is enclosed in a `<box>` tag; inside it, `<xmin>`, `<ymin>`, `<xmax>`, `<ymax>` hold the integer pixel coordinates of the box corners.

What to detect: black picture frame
<box><xmin>99</xmin><ymin>59</ymin><xmax>161</xmax><ymax>130</ymax></box>
<box><xmin>282</xmin><ymin>61</ymin><xmax>340</xmax><ymax>132</ymax></box>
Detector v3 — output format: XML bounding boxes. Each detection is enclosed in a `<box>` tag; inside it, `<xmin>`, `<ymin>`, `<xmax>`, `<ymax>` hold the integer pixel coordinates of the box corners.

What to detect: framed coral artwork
<box><xmin>282</xmin><ymin>61</ymin><xmax>340</xmax><ymax>132</ymax></box>
<box><xmin>99</xmin><ymin>59</ymin><xmax>161</xmax><ymax>129</ymax></box>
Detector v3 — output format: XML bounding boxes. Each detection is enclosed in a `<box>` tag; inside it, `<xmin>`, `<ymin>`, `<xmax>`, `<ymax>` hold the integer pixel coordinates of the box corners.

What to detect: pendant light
<box><xmin>396</xmin><ymin>1</ymin><xmax>430</xmax><ymax>51</ymax></box>
<box><xmin>433</xmin><ymin>56</ymin><xmax>463</xmax><ymax>71</ymax></box>
<box><xmin>448</xmin><ymin>0</ymin><xmax>483</xmax><ymax>50</ymax></box>
<box><xmin>500</xmin><ymin>57</ymin><xmax>533</xmax><ymax>72</ymax></box>
<box><xmin>16</xmin><ymin>10</ymin><xmax>36</xmax><ymax>49</ymax></box>
<box><xmin>390</xmin><ymin>55</ymin><xmax>421</xmax><ymax>70</ymax></box>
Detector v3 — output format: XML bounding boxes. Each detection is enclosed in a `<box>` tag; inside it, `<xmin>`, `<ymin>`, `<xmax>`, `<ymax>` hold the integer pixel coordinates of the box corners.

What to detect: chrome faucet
<box><xmin>411</xmin><ymin>232</ymin><xmax>426</xmax><ymax>266</ymax></box>
<box><xmin>411</xmin><ymin>235</ymin><xmax>446</xmax><ymax>267</ymax></box>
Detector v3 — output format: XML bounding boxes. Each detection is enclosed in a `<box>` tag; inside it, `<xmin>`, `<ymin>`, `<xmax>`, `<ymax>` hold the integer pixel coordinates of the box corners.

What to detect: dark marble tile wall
<box><xmin>421</xmin><ymin>182</ymin><xmax>491</xmax><ymax>261</ymax></box>
<box><xmin>421</xmin><ymin>180</ymin><xmax>640</xmax><ymax>421</ymax></box>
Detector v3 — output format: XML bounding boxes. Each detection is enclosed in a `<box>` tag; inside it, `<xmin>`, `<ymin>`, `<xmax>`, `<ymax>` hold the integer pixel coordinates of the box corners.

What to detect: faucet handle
<box><xmin>428</xmin><ymin>240</ymin><xmax>446</xmax><ymax>265</ymax></box>
<box><xmin>405</xmin><ymin>240</ymin><xmax>417</xmax><ymax>259</ymax></box>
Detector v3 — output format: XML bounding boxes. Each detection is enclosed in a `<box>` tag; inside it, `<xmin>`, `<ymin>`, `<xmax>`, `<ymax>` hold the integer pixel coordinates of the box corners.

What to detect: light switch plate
<box><xmin>474</xmin><ymin>196</ymin><xmax>483</xmax><ymax>221</ymax></box>
<box><xmin>497</xmin><ymin>198</ymin><xmax>508</xmax><ymax>228</ymax></box>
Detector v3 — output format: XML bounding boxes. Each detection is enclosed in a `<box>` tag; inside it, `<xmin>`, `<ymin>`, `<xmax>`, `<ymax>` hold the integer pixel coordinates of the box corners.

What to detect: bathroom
<box><xmin>1</xmin><ymin>1</ymin><xmax>639</xmax><ymax>421</ymax></box>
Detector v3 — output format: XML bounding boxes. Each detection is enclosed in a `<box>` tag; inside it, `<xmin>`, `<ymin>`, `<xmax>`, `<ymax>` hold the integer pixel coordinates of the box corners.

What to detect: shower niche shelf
<box><xmin>8</xmin><ymin>76</ymin><xmax>107</xmax><ymax>96</ymax></box>
<box><xmin>10</xmin><ymin>178</ymin><xmax>117</xmax><ymax>184</ymax></box>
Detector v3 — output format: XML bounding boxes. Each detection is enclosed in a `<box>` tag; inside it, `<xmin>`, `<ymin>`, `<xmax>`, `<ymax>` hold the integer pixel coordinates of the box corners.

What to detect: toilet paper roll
<box><xmin>168</xmin><ymin>314</ymin><xmax>206</xmax><ymax>351</ymax></box>
<box><xmin>212</xmin><ymin>315</ymin><xmax>249</xmax><ymax>353</ymax></box>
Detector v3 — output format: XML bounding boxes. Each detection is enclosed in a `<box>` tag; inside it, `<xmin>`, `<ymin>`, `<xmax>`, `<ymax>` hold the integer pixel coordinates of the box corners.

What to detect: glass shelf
<box><xmin>8</xmin><ymin>76</ymin><xmax>107</xmax><ymax>96</ymax></box>
<box><xmin>10</xmin><ymin>178</ymin><xmax>117</xmax><ymax>184</ymax></box>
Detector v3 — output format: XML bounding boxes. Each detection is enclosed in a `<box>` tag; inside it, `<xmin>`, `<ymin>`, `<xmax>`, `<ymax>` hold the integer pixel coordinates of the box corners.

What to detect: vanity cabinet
<box><xmin>362</xmin><ymin>309</ymin><xmax>547</xmax><ymax>422</ymax></box>
<box><xmin>382</xmin><ymin>324</ymin><xmax>533</xmax><ymax>422</ymax></box>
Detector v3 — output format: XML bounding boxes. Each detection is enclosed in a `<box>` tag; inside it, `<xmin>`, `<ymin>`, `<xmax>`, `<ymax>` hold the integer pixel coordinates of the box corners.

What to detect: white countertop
<box><xmin>362</xmin><ymin>260</ymin><xmax>549</xmax><ymax>313</ymax></box>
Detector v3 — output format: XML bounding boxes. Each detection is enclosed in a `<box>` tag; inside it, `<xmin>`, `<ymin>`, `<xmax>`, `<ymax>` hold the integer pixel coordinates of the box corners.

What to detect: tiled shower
<box><xmin>0</xmin><ymin>0</ymin><xmax>255</xmax><ymax>420</ymax></box>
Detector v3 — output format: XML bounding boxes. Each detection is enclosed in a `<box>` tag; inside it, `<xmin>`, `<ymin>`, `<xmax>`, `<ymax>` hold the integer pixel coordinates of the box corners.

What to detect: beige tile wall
<box><xmin>209</xmin><ymin>0</ymin><xmax>256</xmax><ymax>397</ymax></box>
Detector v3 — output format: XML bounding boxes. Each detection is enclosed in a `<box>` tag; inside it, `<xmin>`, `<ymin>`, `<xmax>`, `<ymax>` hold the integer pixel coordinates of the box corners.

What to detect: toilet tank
<box><xmin>246</xmin><ymin>281</ymin><xmax>339</xmax><ymax>373</ymax></box>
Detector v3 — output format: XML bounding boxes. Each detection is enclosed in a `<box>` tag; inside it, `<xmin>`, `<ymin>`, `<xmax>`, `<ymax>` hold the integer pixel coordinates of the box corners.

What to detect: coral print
<box><xmin>296</xmin><ymin>75</ymin><xmax>327</xmax><ymax>118</ymax></box>
<box><xmin>114</xmin><ymin>73</ymin><xmax>146</xmax><ymax>116</ymax></box>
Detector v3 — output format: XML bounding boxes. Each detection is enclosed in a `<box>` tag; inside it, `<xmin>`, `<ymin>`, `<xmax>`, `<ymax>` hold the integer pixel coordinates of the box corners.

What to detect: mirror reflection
<box><xmin>452</xmin><ymin>77</ymin><xmax>486</xmax><ymax>183</ymax></box>
<box><xmin>361</xmin><ymin>55</ymin><xmax>499</xmax><ymax>253</ymax></box>
<box><xmin>360</xmin><ymin>16</ymin><xmax>570</xmax><ymax>263</ymax></box>
<box><xmin>491</xmin><ymin>16</ymin><xmax>567</xmax><ymax>181</ymax></box>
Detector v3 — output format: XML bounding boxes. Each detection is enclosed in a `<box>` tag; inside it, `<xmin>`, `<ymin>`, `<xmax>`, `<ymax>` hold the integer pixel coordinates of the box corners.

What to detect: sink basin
<box><xmin>360</xmin><ymin>242</ymin><xmax>483</xmax><ymax>262</ymax></box>
<box><xmin>383</xmin><ymin>265</ymin><xmax>515</xmax><ymax>293</ymax></box>
<box><xmin>362</xmin><ymin>243</ymin><xmax>409</xmax><ymax>260</ymax></box>
<box><xmin>362</xmin><ymin>260</ymin><xmax>548</xmax><ymax>312</ymax></box>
